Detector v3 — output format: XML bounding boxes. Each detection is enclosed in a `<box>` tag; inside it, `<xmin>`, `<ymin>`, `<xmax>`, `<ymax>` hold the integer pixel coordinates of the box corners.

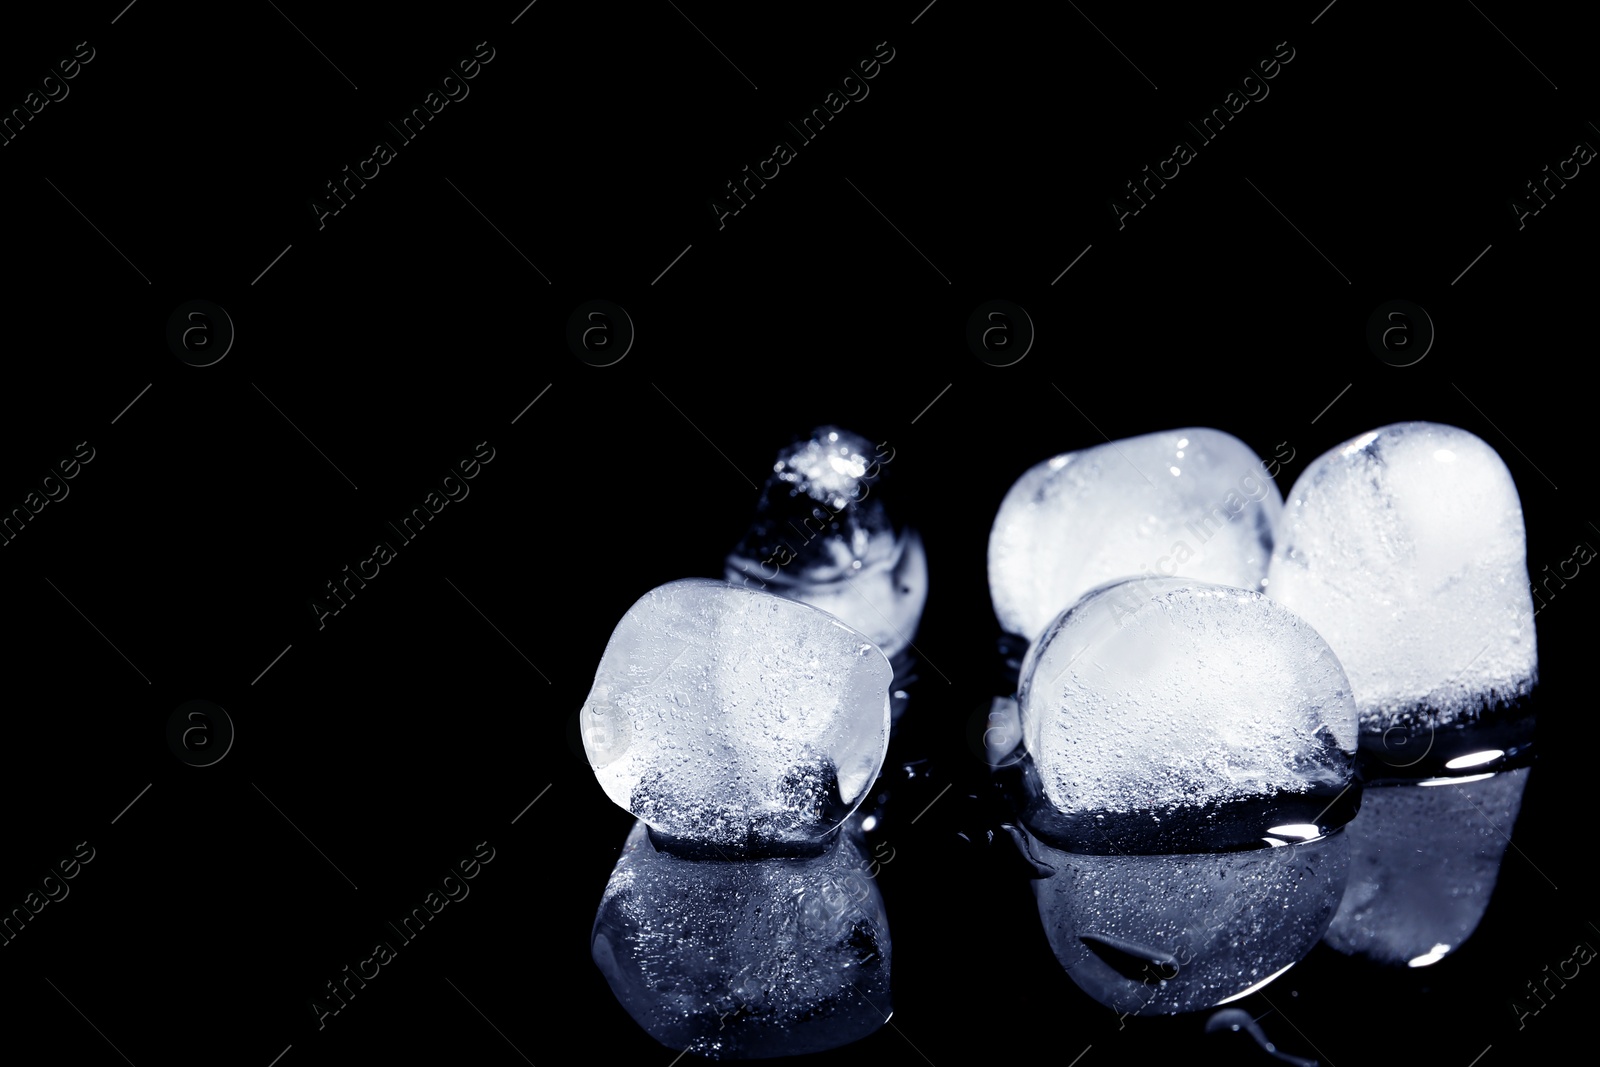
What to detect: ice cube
<box><xmin>592</xmin><ymin>819</ymin><xmax>891</xmax><ymax>1057</ymax></box>
<box><xmin>581</xmin><ymin>579</ymin><xmax>892</xmax><ymax>854</ymax></box>
<box><xmin>1017</xmin><ymin>578</ymin><xmax>1358</xmax><ymax>817</ymax></box>
<box><xmin>989</xmin><ymin>429</ymin><xmax>1282</xmax><ymax>642</ymax></box>
<box><xmin>1323</xmin><ymin>767</ymin><xmax>1529</xmax><ymax>965</ymax></box>
<box><xmin>726</xmin><ymin>427</ymin><xmax>926</xmax><ymax>658</ymax></box>
<box><xmin>1267</xmin><ymin>422</ymin><xmax>1537</xmax><ymax>733</ymax></box>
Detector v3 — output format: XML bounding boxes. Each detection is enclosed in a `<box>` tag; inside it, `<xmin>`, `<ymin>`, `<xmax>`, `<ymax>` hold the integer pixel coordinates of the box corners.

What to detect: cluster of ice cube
<box><xmin>990</xmin><ymin>420</ymin><xmax>1539</xmax><ymax>1005</ymax></box>
<box><xmin>576</xmin><ymin>413</ymin><xmax>1542</xmax><ymax>1042</ymax></box>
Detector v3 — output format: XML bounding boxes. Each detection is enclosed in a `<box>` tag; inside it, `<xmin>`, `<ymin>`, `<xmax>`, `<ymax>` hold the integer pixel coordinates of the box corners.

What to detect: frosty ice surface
<box><xmin>1009</xmin><ymin>577</ymin><xmax>1359</xmax><ymax>1012</ymax></box>
<box><xmin>989</xmin><ymin>429</ymin><xmax>1282</xmax><ymax>642</ymax></box>
<box><xmin>1268</xmin><ymin>422</ymin><xmax>1537</xmax><ymax>733</ymax></box>
<box><xmin>581</xmin><ymin>578</ymin><xmax>892</xmax><ymax>854</ymax></box>
<box><xmin>1017</xmin><ymin>578</ymin><xmax>1357</xmax><ymax>817</ymax></box>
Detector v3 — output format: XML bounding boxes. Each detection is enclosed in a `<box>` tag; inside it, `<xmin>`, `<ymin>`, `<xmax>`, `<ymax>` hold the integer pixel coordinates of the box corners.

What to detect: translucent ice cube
<box><xmin>726</xmin><ymin>427</ymin><xmax>926</xmax><ymax>659</ymax></box>
<box><xmin>1267</xmin><ymin>422</ymin><xmax>1538</xmax><ymax>733</ymax></box>
<box><xmin>989</xmin><ymin>429</ymin><xmax>1282</xmax><ymax>641</ymax></box>
<box><xmin>581</xmin><ymin>579</ymin><xmax>892</xmax><ymax>853</ymax></box>
<box><xmin>592</xmin><ymin>819</ymin><xmax>891</xmax><ymax>1058</ymax></box>
<box><xmin>1017</xmin><ymin>578</ymin><xmax>1357</xmax><ymax>817</ymax></box>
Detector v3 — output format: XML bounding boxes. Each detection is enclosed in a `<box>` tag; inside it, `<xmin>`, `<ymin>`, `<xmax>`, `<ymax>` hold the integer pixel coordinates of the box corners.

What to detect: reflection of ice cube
<box><xmin>1268</xmin><ymin>423</ymin><xmax>1537</xmax><ymax>733</ymax></box>
<box><xmin>1026</xmin><ymin>828</ymin><xmax>1348</xmax><ymax>1015</ymax></box>
<box><xmin>1323</xmin><ymin>767</ymin><xmax>1529</xmax><ymax>965</ymax></box>
<box><xmin>592</xmin><ymin>820</ymin><xmax>891</xmax><ymax>1058</ymax></box>
<box><xmin>1017</xmin><ymin>578</ymin><xmax>1357</xmax><ymax>816</ymax></box>
<box><xmin>581</xmin><ymin>579</ymin><xmax>891</xmax><ymax>854</ymax></box>
<box><xmin>726</xmin><ymin>427</ymin><xmax>926</xmax><ymax>658</ymax></box>
<box><xmin>989</xmin><ymin>429</ymin><xmax>1282</xmax><ymax>642</ymax></box>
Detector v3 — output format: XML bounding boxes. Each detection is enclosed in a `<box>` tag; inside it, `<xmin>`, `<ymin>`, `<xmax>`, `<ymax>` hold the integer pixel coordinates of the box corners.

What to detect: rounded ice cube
<box><xmin>1267</xmin><ymin>422</ymin><xmax>1538</xmax><ymax>733</ymax></box>
<box><xmin>725</xmin><ymin>427</ymin><xmax>926</xmax><ymax>658</ymax></box>
<box><xmin>1017</xmin><ymin>577</ymin><xmax>1358</xmax><ymax>817</ymax></box>
<box><xmin>989</xmin><ymin>429</ymin><xmax>1282</xmax><ymax>642</ymax></box>
<box><xmin>581</xmin><ymin>579</ymin><xmax>892</xmax><ymax>854</ymax></box>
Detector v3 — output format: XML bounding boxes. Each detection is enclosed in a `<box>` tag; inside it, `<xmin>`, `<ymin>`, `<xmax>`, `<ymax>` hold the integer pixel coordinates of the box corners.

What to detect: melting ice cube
<box><xmin>1017</xmin><ymin>577</ymin><xmax>1358</xmax><ymax>817</ymax></box>
<box><xmin>989</xmin><ymin>428</ymin><xmax>1282</xmax><ymax>642</ymax></box>
<box><xmin>1267</xmin><ymin>422</ymin><xmax>1537</xmax><ymax>734</ymax></box>
<box><xmin>581</xmin><ymin>579</ymin><xmax>892</xmax><ymax>854</ymax></box>
<box><xmin>726</xmin><ymin>426</ymin><xmax>926</xmax><ymax>659</ymax></box>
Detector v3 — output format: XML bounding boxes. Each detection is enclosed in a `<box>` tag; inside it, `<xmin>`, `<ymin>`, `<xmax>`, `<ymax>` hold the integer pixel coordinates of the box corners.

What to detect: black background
<box><xmin>1</xmin><ymin>2</ymin><xmax>1594</xmax><ymax>1064</ymax></box>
